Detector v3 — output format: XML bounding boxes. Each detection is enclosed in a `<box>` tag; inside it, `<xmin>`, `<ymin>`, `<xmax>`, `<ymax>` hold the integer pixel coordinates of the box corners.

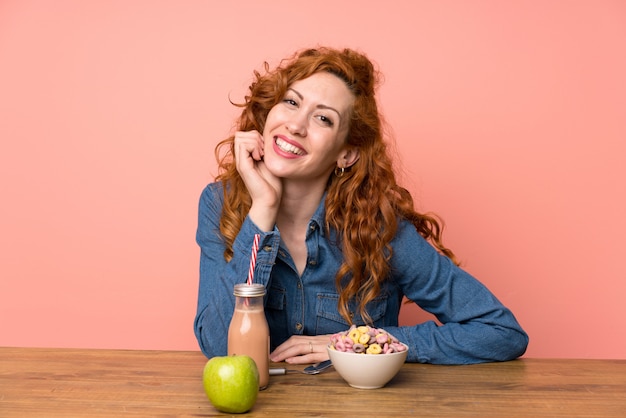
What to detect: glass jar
<box><xmin>227</xmin><ymin>283</ymin><xmax>270</xmax><ymax>389</ymax></box>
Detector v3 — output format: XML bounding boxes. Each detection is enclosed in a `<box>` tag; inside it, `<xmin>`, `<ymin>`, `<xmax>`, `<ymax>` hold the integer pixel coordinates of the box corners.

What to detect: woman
<box><xmin>194</xmin><ymin>47</ymin><xmax>528</xmax><ymax>365</ymax></box>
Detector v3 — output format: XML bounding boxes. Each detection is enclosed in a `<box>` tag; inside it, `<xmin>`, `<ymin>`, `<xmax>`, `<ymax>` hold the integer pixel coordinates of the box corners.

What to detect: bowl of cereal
<box><xmin>327</xmin><ymin>325</ymin><xmax>408</xmax><ymax>389</ymax></box>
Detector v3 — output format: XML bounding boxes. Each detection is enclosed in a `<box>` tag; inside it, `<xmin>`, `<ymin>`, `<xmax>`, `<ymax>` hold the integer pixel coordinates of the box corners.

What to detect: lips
<box><xmin>274</xmin><ymin>136</ymin><xmax>306</xmax><ymax>156</ymax></box>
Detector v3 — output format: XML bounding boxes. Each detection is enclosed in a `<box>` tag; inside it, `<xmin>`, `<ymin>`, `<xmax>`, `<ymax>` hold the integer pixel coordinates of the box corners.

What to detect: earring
<box><xmin>334</xmin><ymin>166</ymin><xmax>345</xmax><ymax>177</ymax></box>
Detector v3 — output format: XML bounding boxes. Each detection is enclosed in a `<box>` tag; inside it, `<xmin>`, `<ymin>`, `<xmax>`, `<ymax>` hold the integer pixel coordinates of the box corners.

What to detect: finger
<box><xmin>271</xmin><ymin>342</ymin><xmax>319</xmax><ymax>364</ymax></box>
<box><xmin>270</xmin><ymin>336</ymin><xmax>330</xmax><ymax>363</ymax></box>
<box><xmin>269</xmin><ymin>342</ymin><xmax>297</xmax><ymax>362</ymax></box>
<box><xmin>284</xmin><ymin>341</ymin><xmax>329</xmax><ymax>365</ymax></box>
<box><xmin>257</xmin><ymin>132</ymin><xmax>265</xmax><ymax>159</ymax></box>
<box><xmin>234</xmin><ymin>131</ymin><xmax>263</xmax><ymax>155</ymax></box>
<box><xmin>234</xmin><ymin>132</ymin><xmax>259</xmax><ymax>159</ymax></box>
<box><xmin>284</xmin><ymin>353</ymin><xmax>327</xmax><ymax>365</ymax></box>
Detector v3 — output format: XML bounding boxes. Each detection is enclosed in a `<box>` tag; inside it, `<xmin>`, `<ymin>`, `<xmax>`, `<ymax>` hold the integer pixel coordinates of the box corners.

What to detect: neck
<box><xmin>277</xmin><ymin>179</ymin><xmax>327</xmax><ymax>228</ymax></box>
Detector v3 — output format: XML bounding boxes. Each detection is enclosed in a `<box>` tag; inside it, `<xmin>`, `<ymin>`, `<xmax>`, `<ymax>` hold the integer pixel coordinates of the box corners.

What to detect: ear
<box><xmin>338</xmin><ymin>147</ymin><xmax>360</xmax><ymax>168</ymax></box>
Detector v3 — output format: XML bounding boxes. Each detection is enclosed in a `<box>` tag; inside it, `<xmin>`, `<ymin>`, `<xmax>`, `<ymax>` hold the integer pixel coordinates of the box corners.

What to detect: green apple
<box><xmin>202</xmin><ymin>354</ymin><xmax>260</xmax><ymax>414</ymax></box>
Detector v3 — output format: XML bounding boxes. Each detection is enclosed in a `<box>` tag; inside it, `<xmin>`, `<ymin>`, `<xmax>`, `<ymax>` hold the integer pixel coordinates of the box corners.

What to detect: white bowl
<box><xmin>327</xmin><ymin>343</ymin><xmax>408</xmax><ymax>389</ymax></box>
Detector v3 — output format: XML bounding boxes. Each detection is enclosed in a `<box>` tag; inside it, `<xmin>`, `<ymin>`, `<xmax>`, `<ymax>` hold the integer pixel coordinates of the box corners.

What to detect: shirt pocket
<box><xmin>266</xmin><ymin>285</ymin><xmax>286</xmax><ymax>311</ymax></box>
<box><xmin>314</xmin><ymin>292</ymin><xmax>388</xmax><ymax>335</ymax></box>
<box><xmin>266</xmin><ymin>285</ymin><xmax>288</xmax><ymax>350</ymax></box>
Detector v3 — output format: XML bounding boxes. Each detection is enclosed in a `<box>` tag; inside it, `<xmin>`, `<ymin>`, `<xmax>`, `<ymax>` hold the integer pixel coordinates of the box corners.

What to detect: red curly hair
<box><xmin>214</xmin><ymin>47</ymin><xmax>458</xmax><ymax>325</ymax></box>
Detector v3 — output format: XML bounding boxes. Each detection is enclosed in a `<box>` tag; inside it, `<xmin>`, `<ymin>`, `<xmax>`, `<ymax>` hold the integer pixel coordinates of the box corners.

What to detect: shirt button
<box><xmin>308</xmin><ymin>260</ymin><xmax>317</xmax><ymax>266</ymax></box>
<box><xmin>309</xmin><ymin>224</ymin><xmax>316</xmax><ymax>231</ymax></box>
<box><xmin>263</xmin><ymin>245</ymin><xmax>272</xmax><ymax>252</ymax></box>
<box><xmin>297</xmin><ymin>282</ymin><xmax>302</xmax><ymax>289</ymax></box>
<box><xmin>295</xmin><ymin>323</ymin><xmax>303</xmax><ymax>331</ymax></box>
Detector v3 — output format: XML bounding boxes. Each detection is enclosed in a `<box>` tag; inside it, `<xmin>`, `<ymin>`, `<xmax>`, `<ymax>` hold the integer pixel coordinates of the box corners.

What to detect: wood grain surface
<box><xmin>1</xmin><ymin>347</ymin><xmax>624</xmax><ymax>417</ymax></box>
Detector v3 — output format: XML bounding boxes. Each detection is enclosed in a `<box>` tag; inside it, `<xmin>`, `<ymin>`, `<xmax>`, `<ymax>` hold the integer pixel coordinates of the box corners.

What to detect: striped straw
<box><xmin>246</xmin><ymin>234</ymin><xmax>260</xmax><ymax>285</ymax></box>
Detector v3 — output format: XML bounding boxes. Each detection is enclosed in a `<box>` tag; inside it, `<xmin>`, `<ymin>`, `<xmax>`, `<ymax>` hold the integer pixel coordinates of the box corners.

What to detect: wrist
<box><xmin>248</xmin><ymin>203</ymin><xmax>278</xmax><ymax>232</ymax></box>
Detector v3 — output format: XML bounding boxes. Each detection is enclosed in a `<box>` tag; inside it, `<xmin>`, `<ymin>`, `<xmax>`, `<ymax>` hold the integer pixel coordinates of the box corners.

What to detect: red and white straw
<box><xmin>246</xmin><ymin>234</ymin><xmax>261</xmax><ymax>285</ymax></box>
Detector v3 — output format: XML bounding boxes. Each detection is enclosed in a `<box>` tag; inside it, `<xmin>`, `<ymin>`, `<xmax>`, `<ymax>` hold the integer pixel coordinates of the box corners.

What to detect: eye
<box><xmin>282</xmin><ymin>96</ymin><xmax>298</xmax><ymax>107</ymax></box>
<box><xmin>317</xmin><ymin>114</ymin><xmax>334</xmax><ymax>127</ymax></box>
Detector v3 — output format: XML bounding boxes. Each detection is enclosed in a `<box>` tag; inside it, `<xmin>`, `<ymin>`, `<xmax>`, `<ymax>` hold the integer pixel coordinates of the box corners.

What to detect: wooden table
<box><xmin>1</xmin><ymin>347</ymin><xmax>625</xmax><ymax>417</ymax></box>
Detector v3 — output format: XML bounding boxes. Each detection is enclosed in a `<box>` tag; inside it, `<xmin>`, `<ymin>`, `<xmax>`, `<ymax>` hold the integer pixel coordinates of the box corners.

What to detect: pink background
<box><xmin>1</xmin><ymin>1</ymin><xmax>625</xmax><ymax>359</ymax></box>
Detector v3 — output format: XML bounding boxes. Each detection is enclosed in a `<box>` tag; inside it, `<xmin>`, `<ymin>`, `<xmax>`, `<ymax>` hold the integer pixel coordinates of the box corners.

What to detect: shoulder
<box><xmin>200</xmin><ymin>181</ymin><xmax>224</xmax><ymax>201</ymax></box>
<box><xmin>198</xmin><ymin>181</ymin><xmax>225</xmax><ymax>213</ymax></box>
<box><xmin>394</xmin><ymin>218</ymin><xmax>431</xmax><ymax>246</ymax></box>
<box><xmin>391</xmin><ymin>218</ymin><xmax>442</xmax><ymax>263</ymax></box>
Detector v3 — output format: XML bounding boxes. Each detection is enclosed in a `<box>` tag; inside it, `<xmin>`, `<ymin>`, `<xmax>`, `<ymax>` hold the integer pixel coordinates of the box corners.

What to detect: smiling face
<box><xmin>261</xmin><ymin>72</ymin><xmax>357</xmax><ymax>185</ymax></box>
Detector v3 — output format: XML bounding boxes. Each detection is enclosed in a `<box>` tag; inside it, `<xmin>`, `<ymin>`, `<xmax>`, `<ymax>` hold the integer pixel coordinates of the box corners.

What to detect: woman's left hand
<box><xmin>270</xmin><ymin>335</ymin><xmax>331</xmax><ymax>364</ymax></box>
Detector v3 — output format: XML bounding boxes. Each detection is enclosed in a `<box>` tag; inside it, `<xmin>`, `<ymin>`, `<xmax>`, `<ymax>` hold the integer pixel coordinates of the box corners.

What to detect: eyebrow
<box><xmin>288</xmin><ymin>88</ymin><xmax>342</xmax><ymax>119</ymax></box>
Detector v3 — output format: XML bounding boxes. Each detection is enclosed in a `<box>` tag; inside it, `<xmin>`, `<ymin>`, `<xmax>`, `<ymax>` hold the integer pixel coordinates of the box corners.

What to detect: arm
<box><xmin>193</xmin><ymin>183</ymin><xmax>280</xmax><ymax>358</ymax></box>
<box><xmin>383</xmin><ymin>221</ymin><xmax>529</xmax><ymax>364</ymax></box>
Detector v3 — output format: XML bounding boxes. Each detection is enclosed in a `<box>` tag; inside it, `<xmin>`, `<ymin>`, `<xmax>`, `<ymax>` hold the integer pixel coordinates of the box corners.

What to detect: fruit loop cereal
<box><xmin>329</xmin><ymin>325</ymin><xmax>408</xmax><ymax>354</ymax></box>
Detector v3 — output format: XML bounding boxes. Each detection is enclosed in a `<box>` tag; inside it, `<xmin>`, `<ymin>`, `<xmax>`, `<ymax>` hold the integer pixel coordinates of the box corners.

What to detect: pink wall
<box><xmin>1</xmin><ymin>1</ymin><xmax>625</xmax><ymax>359</ymax></box>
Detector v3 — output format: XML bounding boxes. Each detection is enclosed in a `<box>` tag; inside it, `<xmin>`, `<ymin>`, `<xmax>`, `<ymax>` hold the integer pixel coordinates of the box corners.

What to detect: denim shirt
<box><xmin>194</xmin><ymin>182</ymin><xmax>528</xmax><ymax>364</ymax></box>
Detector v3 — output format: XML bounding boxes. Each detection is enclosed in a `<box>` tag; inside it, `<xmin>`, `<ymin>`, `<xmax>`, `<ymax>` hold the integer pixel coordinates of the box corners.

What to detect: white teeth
<box><xmin>275</xmin><ymin>138</ymin><xmax>305</xmax><ymax>155</ymax></box>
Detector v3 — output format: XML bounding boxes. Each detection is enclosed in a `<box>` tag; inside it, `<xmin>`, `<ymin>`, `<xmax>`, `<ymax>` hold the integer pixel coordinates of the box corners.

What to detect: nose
<box><xmin>285</xmin><ymin>111</ymin><xmax>307</xmax><ymax>136</ymax></box>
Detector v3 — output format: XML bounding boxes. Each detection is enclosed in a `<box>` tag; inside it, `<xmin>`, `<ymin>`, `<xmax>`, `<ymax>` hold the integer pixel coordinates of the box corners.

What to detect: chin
<box><xmin>262</xmin><ymin>159</ymin><xmax>290</xmax><ymax>178</ymax></box>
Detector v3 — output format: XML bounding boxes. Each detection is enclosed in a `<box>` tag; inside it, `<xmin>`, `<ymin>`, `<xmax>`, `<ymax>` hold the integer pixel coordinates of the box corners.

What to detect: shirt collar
<box><xmin>308</xmin><ymin>191</ymin><xmax>327</xmax><ymax>235</ymax></box>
